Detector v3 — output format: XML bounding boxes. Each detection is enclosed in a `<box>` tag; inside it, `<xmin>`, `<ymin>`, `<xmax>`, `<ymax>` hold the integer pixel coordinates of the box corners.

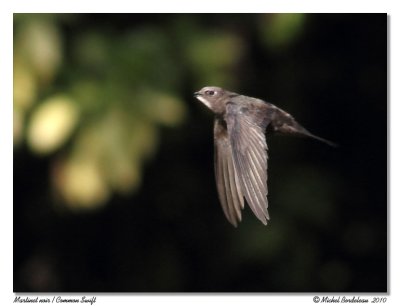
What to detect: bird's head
<box><xmin>194</xmin><ymin>86</ymin><xmax>228</xmax><ymax>115</ymax></box>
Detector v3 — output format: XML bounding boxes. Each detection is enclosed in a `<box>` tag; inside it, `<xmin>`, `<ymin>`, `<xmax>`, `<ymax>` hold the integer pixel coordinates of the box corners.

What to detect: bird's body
<box><xmin>194</xmin><ymin>86</ymin><xmax>334</xmax><ymax>227</ymax></box>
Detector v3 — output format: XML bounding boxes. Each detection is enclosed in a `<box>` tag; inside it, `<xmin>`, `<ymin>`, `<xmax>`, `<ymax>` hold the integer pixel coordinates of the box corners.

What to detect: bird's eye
<box><xmin>205</xmin><ymin>90</ymin><xmax>216</xmax><ymax>96</ymax></box>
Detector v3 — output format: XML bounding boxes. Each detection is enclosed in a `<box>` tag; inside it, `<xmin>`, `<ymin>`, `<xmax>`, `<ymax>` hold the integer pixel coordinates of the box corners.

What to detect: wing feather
<box><xmin>225</xmin><ymin>103</ymin><xmax>270</xmax><ymax>225</ymax></box>
<box><xmin>214</xmin><ymin>119</ymin><xmax>244</xmax><ymax>226</ymax></box>
<box><xmin>215</xmin><ymin>144</ymin><xmax>230</xmax><ymax>223</ymax></box>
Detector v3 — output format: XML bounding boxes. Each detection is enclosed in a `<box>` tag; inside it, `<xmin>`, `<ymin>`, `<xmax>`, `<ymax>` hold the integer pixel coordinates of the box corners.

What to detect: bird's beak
<box><xmin>194</xmin><ymin>91</ymin><xmax>201</xmax><ymax>97</ymax></box>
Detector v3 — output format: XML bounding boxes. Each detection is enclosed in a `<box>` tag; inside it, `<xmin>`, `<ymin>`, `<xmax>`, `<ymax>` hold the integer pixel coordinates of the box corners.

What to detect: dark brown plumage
<box><xmin>194</xmin><ymin>86</ymin><xmax>335</xmax><ymax>227</ymax></box>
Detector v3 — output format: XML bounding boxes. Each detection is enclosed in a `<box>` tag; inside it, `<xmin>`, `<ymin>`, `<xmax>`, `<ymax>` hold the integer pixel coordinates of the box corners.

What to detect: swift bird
<box><xmin>194</xmin><ymin>86</ymin><xmax>335</xmax><ymax>227</ymax></box>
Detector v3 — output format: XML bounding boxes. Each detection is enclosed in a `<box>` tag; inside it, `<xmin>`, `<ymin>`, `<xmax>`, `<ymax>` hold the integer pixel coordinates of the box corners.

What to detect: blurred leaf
<box><xmin>15</xmin><ymin>16</ymin><xmax>62</xmax><ymax>85</ymax></box>
<box><xmin>73</xmin><ymin>31</ymin><xmax>108</xmax><ymax>70</ymax></box>
<box><xmin>13</xmin><ymin>56</ymin><xmax>37</xmax><ymax>111</ymax></box>
<box><xmin>98</xmin><ymin>109</ymin><xmax>146</xmax><ymax>194</ymax></box>
<box><xmin>185</xmin><ymin>30</ymin><xmax>245</xmax><ymax>86</ymax></box>
<box><xmin>140</xmin><ymin>90</ymin><xmax>187</xmax><ymax>126</ymax></box>
<box><xmin>259</xmin><ymin>13</ymin><xmax>306</xmax><ymax>50</ymax></box>
<box><xmin>117</xmin><ymin>27</ymin><xmax>182</xmax><ymax>90</ymax></box>
<box><xmin>27</xmin><ymin>95</ymin><xmax>79</xmax><ymax>155</ymax></box>
<box><xmin>13</xmin><ymin>107</ymin><xmax>24</xmax><ymax>146</ymax></box>
<box><xmin>53</xmin><ymin>155</ymin><xmax>110</xmax><ymax>209</ymax></box>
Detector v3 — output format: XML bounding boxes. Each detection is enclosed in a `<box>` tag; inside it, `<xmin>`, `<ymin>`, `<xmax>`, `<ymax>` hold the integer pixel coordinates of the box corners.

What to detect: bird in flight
<box><xmin>194</xmin><ymin>86</ymin><xmax>335</xmax><ymax>227</ymax></box>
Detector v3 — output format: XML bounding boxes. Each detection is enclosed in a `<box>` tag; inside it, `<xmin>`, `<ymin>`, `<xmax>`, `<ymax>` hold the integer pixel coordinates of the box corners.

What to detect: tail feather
<box><xmin>304</xmin><ymin>131</ymin><xmax>338</xmax><ymax>147</ymax></box>
<box><xmin>267</xmin><ymin>106</ymin><xmax>337</xmax><ymax>147</ymax></box>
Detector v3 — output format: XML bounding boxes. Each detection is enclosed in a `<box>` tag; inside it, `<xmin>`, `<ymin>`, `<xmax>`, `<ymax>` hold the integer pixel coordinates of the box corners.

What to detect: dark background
<box><xmin>14</xmin><ymin>13</ymin><xmax>387</xmax><ymax>292</ymax></box>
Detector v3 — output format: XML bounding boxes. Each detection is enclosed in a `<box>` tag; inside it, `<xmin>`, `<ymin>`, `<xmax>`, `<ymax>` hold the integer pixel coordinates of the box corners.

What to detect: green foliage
<box><xmin>259</xmin><ymin>13</ymin><xmax>306</xmax><ymax>50</ymax></box>
<box><xmin>14</xmin><ymin>13</ymin><xmax>304</xmax><ymax>209</ymax></box>
<box><xmin>14</xmin><ymin>15</ymin><xmax>188</xmax><ymax>208</ymax></box>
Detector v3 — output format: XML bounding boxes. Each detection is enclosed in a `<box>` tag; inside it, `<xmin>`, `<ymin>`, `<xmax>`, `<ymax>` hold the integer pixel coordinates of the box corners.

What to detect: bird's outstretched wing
<box><xmin>225</xmin><ymin>102</ymin><xmax>270</xmax><ymax>225</ymax></box>
<box><xmin>214</xmin><ymin>118</ymin><xmax>244</xmax><ymax>227</ymax></box>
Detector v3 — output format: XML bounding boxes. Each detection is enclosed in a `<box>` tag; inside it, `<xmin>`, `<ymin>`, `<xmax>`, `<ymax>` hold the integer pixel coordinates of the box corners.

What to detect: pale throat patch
<box><xmin>196</xmin><ymin>96</ymin><xmax>212</xmax><ymax>109</ymax></box>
